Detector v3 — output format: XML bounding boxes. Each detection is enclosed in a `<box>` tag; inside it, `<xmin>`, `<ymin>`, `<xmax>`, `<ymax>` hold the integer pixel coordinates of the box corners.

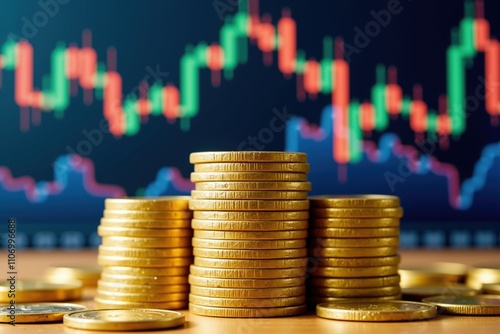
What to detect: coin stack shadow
<box><xmin>95</xmin><ymin>197</ymin><xmax>193</xmax><ymax>309</ymax></box>
<box><xmin>307</xmin><ymin>195</ymin><xmax>403</xmax><ymax>306</ymax></box>
<box><xmin>188</xmin><ymin>151</ymin><xmax>311</xmax><ymax>317</ymax></box>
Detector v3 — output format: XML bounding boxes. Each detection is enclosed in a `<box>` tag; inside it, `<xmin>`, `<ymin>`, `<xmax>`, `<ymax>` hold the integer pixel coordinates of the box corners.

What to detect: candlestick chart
<box><xmin>0</xmin><ymin>0</ymin><xmax>499</xmax><ymax>248</ymax></box>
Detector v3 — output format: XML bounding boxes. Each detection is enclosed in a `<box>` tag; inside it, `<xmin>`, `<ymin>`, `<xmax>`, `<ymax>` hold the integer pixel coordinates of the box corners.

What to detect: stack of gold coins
<box><xmin>466</xmin><ymin>265</ymin><xmax>500</xmax><ymax>289</ymax></box>
<box><xmin>95</xmin><ymin>197</ymin><xmax>193</xmax><ymax>309</ymax></box>
<box><xmin>188</xmin><ymin>151</ymin><xmax>311</xmax><ymax>318</ymax></box>
<box><xmin>307</xmin><ymin>195</ymin><xmax>403</xmax><ymax>305</ymax></box>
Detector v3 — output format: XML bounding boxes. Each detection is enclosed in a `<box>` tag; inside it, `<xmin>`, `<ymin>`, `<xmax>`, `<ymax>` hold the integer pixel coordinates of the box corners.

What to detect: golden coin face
<box><xmin>96</xmin><ymin>290</ymin><xmax>188</xmax><ymax>303</ymax></box>
<box><xmin>188</xmin><ymin>275</ymin><xmax>306</xmax><ymax>289</ymax></box>
<box><xmin>97</xmin><ymin>255</ymin><xmax>193</xmax><ymax>268</ymax></box>
<box><xmin>311</xmin><ymin>218</ymin><xmax>400</xmax><ymax>228</ymax></box>
<box><xmin>189</xmin><ymin>199</ymin><xmax>309</xmax><ymax>211</ymax></box>
<box><xmin>101</xmin><ymin>236</ymin><xmax>192</xmax><ymax>248</ymax></box>
<box><xmin>189</xmin><ymin>294</ymin><xmax>306</xmax><ymax>308</ymax></box>
<box><xmin>63</xmin><ymin>309</ymin><xmax>185</xmax><ymax>330</ymax></box>
<box><xmin>0</xmin><ymin>280</ymin><xmax>82</xmax><ymax>303</ymax></box>
<box><xmin>311</xmin><ymin>227</ymin><xmax>399</xmax><ymax>238</ymax></box>
<box><xmin>310</xmin><ymin>285</ymin><xmax>401</xmax><ymax>298</ymax></box>
<box><xmin>193</xmin><ymin>257</ymin><xmax>307</xmax><ymax>269</ymax></box>
<box><xmin>194</xmin><ymin>162</ymin><xmax>310</xmax><ymax>173</ymax></box>
<box><xmin>308</xmin><ymin>275</ymin><xmax>401</xmax><ymax>288</ymax></box>
<box><xmin>105</xmin><ymin>196</ymin><xmax>190</xmax><ymax>211</ymax></box>
<box><xmin>192</xmin><ymin>219</ymin><xmax>309</xmax><ymax>231</ymax></box>
<box><xmin>193</xmin><ymin>210</ymin><xmax>309</xmax><ymax>221</ymax></box>
<box><xmin>309</xmin><ymin>195</ymin><xmax>400</xmax><ymax>208</ymax></box>
<box><xmin>100</xmin><ymin>218</ymin><xmax>192</xmax><ymax>229</ymax></box>
<box><xmin>190</xmin><ymin>286</ymin><xmax>305</xmax><ymax>299</ymax></box>
<box><xmin>311</xmin><ymin>207</ymin><xmax>403</xmax><ymax>218</ymax></box>
<box><xmin>192</xmin><ymin>238</ymin><xmax>306</xmax><ymax>250</ymax></box>
<box><xmin>97</xmin><ymin>280</ymin><xmax>189</xmax><ymax>294</ymax></box>
<box><xmin>103</xmin><ymin>210</ymin><xmax>192</xmax><ymax>220</ymax></box>
<box><xmin>191</xmin><ymin>190</ymin><xmax>308</xmax><ymax>200</ymax></box>
<box><xmin>97</xmin><ymin>226</ymin><xmax>193</xmax><ymax>238</ymax></box>
<box><xmin>189</xmin><ymin>151</ymin><xmax>308</xmax><ymax>163</ymax></box>
<box><xmin>0</xmin><ymin>303</ymin><xmax>86</xmax><ymax>323</ymax></box>
<box><xmin>312</xmin><ymin>255</ymin><xmax>400</xmax><ymax>268</ymax></box>
<box><xmin>401</xmin><ymin>284</ymin><xmax>481</xmax><ymax>301</ymax></box>
<box><xmin>94</xmin><ymin>298</ymin><xmax>187</xmax><ymax>310</ymax></box>
<box><xmin>310</xmin><ymin>266</ymin><xmax>399</xmax><ymax>278</ymax></box>
<box><xmin>309</xmin><ymin>247</ymin><xmax>398</xmax><ymax>258</ymax></box>
<box><xmin>193</xmin><ymin>229</ymin><xmax>308</xmax><ymax>240</ymax></box>
<box><xmin>100</xmin><ymin>273</ymin><xmax>189</xmax><ymax>285</ymax></box>
<box><xmin>102</xmin><ymin>266</ymin><xmax>190</xmax><ymax>277</ymax></box>
<box><xmin>190</xmin><ymin>265</ymin><xmax>306</xmax><ymax>279</ymax></box>
<box><xmin>195</xmin><ymin>181</ymin><xmax>312</xmax><ymax>191</ymax></box>
<box><xmin>189</xmin><ymin>303</ymin><xmax>307</xmax><ymax>318</ymax></box>
<box><xmin>316</xmin><ymin>301</ymin><xmax>437</xmax><ymax>321</ymax></box>
<box><xmin>422</xmin><ymin>295</ymin><xmax>500</xmax><ymax>315</ymax></box>
<box><xmin>310</xmin><ymin>237</ymin><xmax>399</xmax><ymax>248</ymax></box>
<box><xmin>98</xmin><ymin>246</ymin><xmax>192</xmax><ymax>258</ymax></box>
<box><xmin>191</xmin><ymin>172</ymin><xmax>308</xmax><ymax>182</ymax></box>
<box><xmin>193</xmin><ymin>247</ymin><xmax>307</xmax><ymax>259</ymax></box>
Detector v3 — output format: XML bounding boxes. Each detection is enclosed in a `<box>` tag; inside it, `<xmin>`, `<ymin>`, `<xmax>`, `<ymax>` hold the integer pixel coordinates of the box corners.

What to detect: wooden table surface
<box><xmin>3</xmin><ymin>249</ymin><xmax>500</xmax><ymax>333</ymax></box>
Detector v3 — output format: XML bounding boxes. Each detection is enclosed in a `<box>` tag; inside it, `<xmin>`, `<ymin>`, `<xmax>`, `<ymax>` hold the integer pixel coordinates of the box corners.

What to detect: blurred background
<box><xmin>0</xmin><ymin>0</ymin><xmax>499</xmax><ymax>249</ymax></box>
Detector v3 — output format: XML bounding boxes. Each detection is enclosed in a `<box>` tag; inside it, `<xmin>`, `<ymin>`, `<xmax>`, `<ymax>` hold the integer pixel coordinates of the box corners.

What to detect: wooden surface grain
<box><xmin>2</xmin><ymin>249</ymin><xmax>500</xmax><ymax>333</ymax></box>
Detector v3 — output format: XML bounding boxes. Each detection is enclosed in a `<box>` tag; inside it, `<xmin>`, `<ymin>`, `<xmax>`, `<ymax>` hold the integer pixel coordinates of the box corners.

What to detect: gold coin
<box><xmin>312</xmin><ymin>218</ymin><xmax>400</xmax><ymax>228</ymax></box>
<box><xmin>482</xmin><ymin>283</ymin><xmax>500</xmax><ymax>294</ymax></box>
<box><xmin>190</xmin><ymin>265</ymin><xmax>306</xmax><ymax>279</ymax></box>
<box><xmin>194</xmin><ymin>210</ymin><xmax>309</xmax><ymax>221</ymax></box>
<box><xmin>97</xmin><ymin>255</ymin><xmax>192</xmax><ymax>268</ymax></box>
<box><xmin>189</xmin><ymin>199</ymin><xmax>309</xmax><ymax>211</ymax></box>
<box><xmin>195</xmin><ymin>181</ymin><xmax>312</xmax><ymax>191</ymax></box>
<box><xmin>310</xmin><ymin>237</ymin><xmax>399</xmax><ymax>248</ymax></box>
<box><xmin>96</xmin><ymin>290</ymin><xmax>188</xmax><ymax>303</ymax></box>
<box><xmin>191</xmin><ymin>172</ymin><xmax>308</xmax><ymax>182</ymax></box>
<box><xmin>194</xmin><ymin>162</ymin><xmax>310</xmax><ymax>173</ymax></box>
<box><xmin>191</xmin><ymin>190</ymin><xmax>308</xmax><ymax>200</ymax></box>
<box><xmin>102</xmin><ymin>266</ymin><xmax>190</xmax><ymax>277</ymax></box>
<box><xmin>422</xmin><ymin>295</ymin><xmax>500</xmax><ymax>315</ymax></box>
<box><xmin>0</xmin><ymin>303</ymin><xmax>86</xmax><ymax>323</ymax></box>
<box><xmin>311</xmin><ymin>207</ymin><xmax>403</xmax><ymax>218</ymax></box>
<box><xmin>194</xmin><ymin>257</ymin><xmax>307</xmax><ymax>269</ymax></box>
<box><xmin>190</xmin><ymin>286</ymin><xmax>305</xmax><ymax>298</ymax></box>
<box><xmin>316</xmin><ymin>301</ymin><xmax>437</xmax><ymax>321</ymax></box>
<box><xmin>399</xmin><ymin>262</ymin><xmax>468</xmax><ymax>287</ymax></box>
<box><xmin>44</xmin><ymin>265</ymin><xmax>101</xmax><ymax>287</ymax></box>
<box><xmin>188</xmin><ymin>275</ymin><xmax>306</xmax><ymax>288</ymax></box>
<box><xmin>312</xmin><ymin>255</ymin><xmax>400</xmax><ymax>268</ymax></box>
<box><xmin>467</xmin><ymin>265</ymin><xmax>500</xmax><ymax>286</ymax></box>
<box><xmin>309</xmin><ymin>247</ymin><xmax>398</xmax><ymax>258</ymax></box>
<box><xmin>0</xmin><ymin>280</ymin><xmax>82</xmax><ymax>303</ymax></box>
<box><xmin>101</xmin><ymin>236</ymin><xmax>192</xmax><ymax>248</ymax></box>
<box><xmin>311</xmin><ymin>227</ymin><xmax>399</xmax><ymax>238</ymax></box>
<box><xmin>103</xmin><ymin>210</ymin><xmax>192</xmax><ymax>220</ymax></box>
<box><xmin>308</xmin><ymin>294</ymin><xmax>401</xmax><ymax>305</ymax></box>
<box><xmin>192</xmin><ymin>219</ymin><xmax>309</xmax><ymax>231</ymax></box>
<box><xmin>97</xmin><ymin>226</ymin><xmax>193</xmax><ymax>238</ymax></box>
<box><xmin>98</xmin><ymin>246</ymin><xmax>192</xmax><ymax>258</ymax></box>
<box><xmin>105</xmin><ymin>196</ymin><xmax>190</xmax><ymax>211</ymax></box>
<box><xmin>311</xmin><ymin>266</ymin><xmax>399</xmax><ymax>278</ymax></box>
<box><xmin>100</xmin><ymin>273</ymin><xmax>189</xmax><ymax>285</ymax></box>
<box><xmin>192</xmin><ymin>238</ymin><xmax>306</xmax><ymax>249</ymax></box>
<box><xmin>308</xmin><ymin>275</ymin><xmax>401</xmax><ymax>288</ymax></box>
<box><xmin>193</xmin><ymin>229</ymin><xmax>308</xmax><ymax>240</ymax></box>
<box><xmin>402</xmin><ymin>284</ymin><xmax>481</xmax><ymax>301</ymax></box>
<box><xmin>189</xmin><ymin>294</ymin><xmax>305</xmax><ymax>308</ymax></box>
<box><xmin>189</xmin><ymin>303</ymin><xmax>307</xmax><ymax>317</ymax></box>
<box><xmin>309</xmin><ymin>195</ymin><xmax>400</xmax><ymax>208</ymax></box>
<box><xmin>190</xmin><ymin>151</ymin><xmax>308</xmax><ymax>163</ymax></box>
<box><xmin>63</xmin><ymin>309</ymin><xmax>185</xmax><ymax>330</ymax></box>
<box><xmin>100</xmin><ymin>218</ymin><xmax>191</xmax><ymax>229</ymax></box>
<box><xmin>97</xmin><ymin>280</ymin><xmax>189</xmax><ymax>294</ymax></box>
<box><xmin>311</xmin><ymin>286</ymin><xmax>401</xmax><ymax>298</ymax></box>
<box><xmin>94</xmin><ymin>298</ymin><xmax>187</xmax><ymax>310</ymax></box>
<box><xmin>193</xmin><ymin>247</ymin><xmax>307</xmax><ymax>259</ymax></box>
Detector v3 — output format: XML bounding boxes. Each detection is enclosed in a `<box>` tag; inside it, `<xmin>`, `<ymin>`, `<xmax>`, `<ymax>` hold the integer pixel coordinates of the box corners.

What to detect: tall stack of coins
<box><xmin>95</xmin><ymin>197</ymin><xmax>193</xmax><ymax>309</ymax></box>
<box><xmin>188</xmin><ymin>151</ymin><xmax>311</xmax><ymax>318</ymax></box>
<box><xmin>307</xmin><ymin>195</ymin><xmax>403</xmax><ymax>305</ymax></box>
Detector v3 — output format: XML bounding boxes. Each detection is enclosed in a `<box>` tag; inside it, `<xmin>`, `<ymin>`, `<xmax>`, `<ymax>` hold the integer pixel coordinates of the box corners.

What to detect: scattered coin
<box><xmin>0</xmin><ymin>303</ymin><xmax>86</xmax><ymax>323</ymax></box>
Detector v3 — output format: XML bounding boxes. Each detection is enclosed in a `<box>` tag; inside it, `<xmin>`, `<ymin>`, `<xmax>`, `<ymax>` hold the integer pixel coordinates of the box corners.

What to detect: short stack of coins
<box><xmin>95</xmin><ymin>197</ymin><xmax>193</xmax><ymax>309</ymax></box>
<box><xmin>307</xmin><ymin>195</ymin><xmax>403</xmax><ymax>306</ymax></box>
<box><xmin>188</xmin><ymin>151</ymin><xmax>311</xmax><ymax>318</ymax></box>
